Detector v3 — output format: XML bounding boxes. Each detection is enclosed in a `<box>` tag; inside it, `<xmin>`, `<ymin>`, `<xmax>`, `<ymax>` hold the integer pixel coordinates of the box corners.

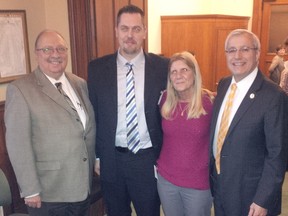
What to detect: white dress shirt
<box><xmin>45</xmin><ymin>72</ymin><xmax>86</xmax><ymax>129</ymax></box>
<box><xmin>115</xmin><ymin>49</ymin><xmax>152</xmax><ymax>149</ymax></box>
<box><xmin>213</xmin><ymin>68</ymin><xmax>258</xmax><ymax>157</ymax></box>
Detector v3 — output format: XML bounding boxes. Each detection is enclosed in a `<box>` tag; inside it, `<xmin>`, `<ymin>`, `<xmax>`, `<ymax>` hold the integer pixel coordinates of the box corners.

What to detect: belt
<box><xmin>115</xmin><ymin>147</ymin><xmax>153</xmax><ymax>153</ymax></box>
<box><xmin>115</xmin><ymin>147</ymin><xmax>129</xmax><ymax>153</ymax></box>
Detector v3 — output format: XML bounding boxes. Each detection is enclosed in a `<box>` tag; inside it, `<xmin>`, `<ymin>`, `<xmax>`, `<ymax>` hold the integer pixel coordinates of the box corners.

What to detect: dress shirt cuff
<box><xmin>25</xmin><ymin>193</ymin><xmax>40</xmax><ymax>198</ymax></box>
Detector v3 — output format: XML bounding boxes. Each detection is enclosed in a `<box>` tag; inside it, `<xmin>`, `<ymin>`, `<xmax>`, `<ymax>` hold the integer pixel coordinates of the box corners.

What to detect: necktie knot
<box><xmin>126</xmin><ymin>63</ymin><xmax>133</xmax><ymax>75</ymax></box>
<box><xmin>55</xmin><ymin>82</ymin><xmax>62</xmax><ymax>89</ymax></box>
<box><xmin>231</xmin><ymin>83</ymin><xmax>237</xmax><ymax>93</ymax></box>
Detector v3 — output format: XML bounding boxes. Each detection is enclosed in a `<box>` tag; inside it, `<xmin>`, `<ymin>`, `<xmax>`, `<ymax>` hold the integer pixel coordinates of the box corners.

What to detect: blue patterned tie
<box><xmin>126</xmin><ymin>63</ymin><xmax>140</xmax><ymax>153</ymax></box>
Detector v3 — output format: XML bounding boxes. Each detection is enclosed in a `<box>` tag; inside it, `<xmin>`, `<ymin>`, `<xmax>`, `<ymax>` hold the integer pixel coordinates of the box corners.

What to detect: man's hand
<box><xmin>94</xmin><ymin>160</ymin><xmax>100</xmax><ymax>175</ymax></box>
<box><xmin>24</xmin><ymin>195</ymin><xmax>41</xmax><ymax>208</ymax></box>
<box><xmin>248</xmin><ymin>203</ymin><xmax>267</xmax><ymax>216</ymax></box>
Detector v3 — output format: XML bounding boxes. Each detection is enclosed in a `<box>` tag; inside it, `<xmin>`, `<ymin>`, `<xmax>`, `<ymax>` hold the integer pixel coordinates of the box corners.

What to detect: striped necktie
<box><xmin>125</xmin><ymin>63</ymin><xmax>140</xmax><ymax>153</ymax></box>
<box><xmin>55</xmin><ymin>82</ymin><xmax>79</xmax><ymax>119</ymax></box>
<box><xmin>215</xmin><ymin>83</ymin><xmax>237</xmax><ymax>174</ymax></box>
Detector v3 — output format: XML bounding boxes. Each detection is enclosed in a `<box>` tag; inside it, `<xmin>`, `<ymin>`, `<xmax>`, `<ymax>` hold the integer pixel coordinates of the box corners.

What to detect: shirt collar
<box><xmin>231</xmin><ymin>67</ymin><xmax>258</xmax><ymax>90</ymax></box>
<box><xmin>44</xmin><ymin>72</ymin><xmax>66</xmax><ymax>86</ymax></box>
<box><xmin>117</xmin><ymin>49</ymin><xmax>145</xmax><ymax>68</ymax></box>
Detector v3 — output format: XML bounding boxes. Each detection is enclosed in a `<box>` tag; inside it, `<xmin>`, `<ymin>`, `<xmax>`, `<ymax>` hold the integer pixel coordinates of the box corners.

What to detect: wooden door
<box><xmin>252</xmin><ymin>0</ymin><xmax>288</xmax><ymax>75</ymax></box>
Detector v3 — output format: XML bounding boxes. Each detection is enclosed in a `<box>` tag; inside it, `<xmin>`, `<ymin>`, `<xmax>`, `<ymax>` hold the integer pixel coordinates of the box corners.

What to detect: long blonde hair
<box><xmin>161</xmin><ymin>51</ymin><xmax>214</xmax><ymax>119</ymax></box>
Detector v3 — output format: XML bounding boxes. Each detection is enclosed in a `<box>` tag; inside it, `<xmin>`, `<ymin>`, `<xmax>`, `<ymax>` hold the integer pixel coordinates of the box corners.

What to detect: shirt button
<box><xmin>83</xmin><ymin>158</ymin><xmax>87</xmax><ymax>161</ymax></box>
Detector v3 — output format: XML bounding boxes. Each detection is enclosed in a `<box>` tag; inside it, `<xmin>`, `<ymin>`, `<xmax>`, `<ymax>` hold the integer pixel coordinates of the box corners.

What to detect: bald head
<box><xmin>35</xmin><ymin>30</ymin><xmax>67</xmax><ymax>50</ymax></box>
<box><xmin>34</xmin><ymin>30</ymin><xmax>68</xmax><ymax>80</ymax></box>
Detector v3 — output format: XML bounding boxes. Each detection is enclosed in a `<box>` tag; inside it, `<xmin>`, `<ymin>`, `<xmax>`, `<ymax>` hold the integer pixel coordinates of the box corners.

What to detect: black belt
<box><xmin>115</xmin><ymin>147</ymin><xmax>129</xmax><ymax>153</ymax></box>
<box><xmin>115</xmin><ymin>146</ymin><xmax>153</xmax><ymax>153</ymax></box>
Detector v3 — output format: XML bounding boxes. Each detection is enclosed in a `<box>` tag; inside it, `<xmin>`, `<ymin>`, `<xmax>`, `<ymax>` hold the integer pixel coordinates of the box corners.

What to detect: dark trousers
<box><xmin>211</xmin><ymin>165</ymin><xmax>227</xmax><ymax>216</ymax></box>
<box><xmin>211</xmin><ymin>166</ymin><xmax>279</xmax><ymax>216</ymax></box>
<box><xmin>101</xmin><ymin>148</ymin><xmax>160</xmax><ymax>216</ymax></box>
<box><xmin>27</xmin><ymin>195</ymin><xmax>90</xmax><ymax>216</ymax></box>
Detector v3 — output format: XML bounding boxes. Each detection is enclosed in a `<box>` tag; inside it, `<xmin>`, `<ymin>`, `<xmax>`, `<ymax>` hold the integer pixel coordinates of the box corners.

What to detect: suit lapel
<box><xmin>109</xmin><ymin>53</ymin><xmax>119</xmax><ymax>121</ymax></box>
<box><xmin>210</xmin><ymin>78</ymin><xmax>231</xmax><ymax>144</ymax></box>
<box><xmin>34</xmin><ymin>68</ymin><xmax>79</xmax><ymax>117</ymax></box>
<box><xmin>226</xmin><ymin>71</ymin><xmax>263</xmax><ymax>137</ymax></box>
<box><xmin>144</xmin><ymin>53</ymin><xmax>160</xmax><ymax>110</ymax></box>
<box><xmin>144</xmin><ymin>53</ymin><xmax>151</xmax><ymax>106</ymax></box>
<box><xmin>65</xmin><ymin>72</ymin><xmax>90</xmax><ymax>128</ymax></box>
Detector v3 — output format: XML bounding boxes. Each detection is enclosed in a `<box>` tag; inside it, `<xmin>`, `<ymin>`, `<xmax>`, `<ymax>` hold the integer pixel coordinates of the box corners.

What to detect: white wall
<box><xmin>44</xmin><ymin>0</ymin><xmax>71</xmax><ymax>73</ymax></box>
<box><xmin>147</xmin><ymin>0</ymin><xmax>254</xmax><ymax>54</ymax></box>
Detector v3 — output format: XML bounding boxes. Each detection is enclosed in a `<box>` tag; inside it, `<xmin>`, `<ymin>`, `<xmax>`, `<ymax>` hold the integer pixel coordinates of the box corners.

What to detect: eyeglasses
<box><xmin>225</xmin><ymin>47</ymin><xmax>258</xmax><ymax>55</ymax></box>
<box><xmin>36</xmin><ymin>47</ymin><xmax>68</xmax><ymax>55</ymax></box>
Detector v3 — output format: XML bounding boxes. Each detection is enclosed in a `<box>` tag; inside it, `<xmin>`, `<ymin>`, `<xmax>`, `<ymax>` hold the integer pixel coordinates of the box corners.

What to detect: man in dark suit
<box><xmin>5</xmin><ymin>30</ymin><xmax>96</xmax><ymax>216</ymax></box>
<box><xmin>87</xmin><ymin>4</ymin><xmax>168</xmax><ymax>216</ymax></box>
<box><xmin>209</xmin><ymin>29</ymin><xmax>287</xmax><ymax>216</ymax></box>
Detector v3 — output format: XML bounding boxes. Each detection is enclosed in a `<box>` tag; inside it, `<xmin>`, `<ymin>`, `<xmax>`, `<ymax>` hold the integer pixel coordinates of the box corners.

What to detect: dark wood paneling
<box><xmin>67</xmin><ymin>0</ymin><xmax>94</xmax><ymax>80</ymax></box>
<box><xmin>95</xmin><ymin>0</ymin><xmax>116</xmax><ymax>56</ymax></box>
<box><xmin>67</xmin><ymin>0</ymin><xmax>147</xmax><ymax>80</ymax></box>
<box><xmin>252</xmin><ymin>0</ymin><xmax>263</xmax><ymax>38</ymax></box>
<box><xmin>94</xmin><ymin>0</ymin><xmax>147</xmax><ymax>57</ymax></box>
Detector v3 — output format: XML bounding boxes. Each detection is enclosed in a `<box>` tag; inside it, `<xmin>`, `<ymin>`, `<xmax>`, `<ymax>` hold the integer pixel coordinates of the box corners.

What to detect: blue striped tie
<box><xmin>126</xmin><ymin>63</ymin><xmax>140</xmax><ymax>153</ymax></box>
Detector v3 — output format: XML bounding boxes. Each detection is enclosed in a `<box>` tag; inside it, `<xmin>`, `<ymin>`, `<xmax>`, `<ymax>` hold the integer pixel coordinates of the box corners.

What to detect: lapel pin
<box><xmin>250</xmin><ymin>93</ymin><xmax>255</xmax><ymax>99</ymax></box>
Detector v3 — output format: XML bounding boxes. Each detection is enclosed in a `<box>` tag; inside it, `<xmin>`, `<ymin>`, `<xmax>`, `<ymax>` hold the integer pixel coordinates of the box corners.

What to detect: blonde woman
<box><xmin>157</xmin><ymin>51</ymin><xmax>214</xmax><ymax>216</ymax></box>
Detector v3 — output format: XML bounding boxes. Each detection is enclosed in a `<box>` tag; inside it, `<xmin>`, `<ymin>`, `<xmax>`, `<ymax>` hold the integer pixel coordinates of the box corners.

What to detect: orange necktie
<box><xmin>215</xmin><ymin>83</ymin><xmax>237</xmax><ymax>174</ymax></box>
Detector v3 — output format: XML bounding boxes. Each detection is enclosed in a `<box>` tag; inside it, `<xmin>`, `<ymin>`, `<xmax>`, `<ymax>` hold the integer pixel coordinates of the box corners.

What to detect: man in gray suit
<box><xmin>5</xmin><ymin>30</ymin><xmax>96</xmax><ymax>216</ymax></box>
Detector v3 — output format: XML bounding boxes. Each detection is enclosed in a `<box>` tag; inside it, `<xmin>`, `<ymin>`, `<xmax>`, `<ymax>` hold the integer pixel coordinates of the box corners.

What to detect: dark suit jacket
<box><xmin>88</xmin><ymin>51</ymin><xmax>169</xmax><ymax>182</ymax></box>
<box><xmin>209</xmin><ymin>71</ymin><xmax>288</xmax><ymax>215</ymax></box>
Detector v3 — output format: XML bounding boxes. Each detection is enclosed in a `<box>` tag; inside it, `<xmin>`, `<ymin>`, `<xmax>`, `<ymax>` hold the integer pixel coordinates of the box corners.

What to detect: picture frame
<box><xmin>0</xmin><ymin>10</ymin><xmax>31</xmax><ymax>83</ymax></box>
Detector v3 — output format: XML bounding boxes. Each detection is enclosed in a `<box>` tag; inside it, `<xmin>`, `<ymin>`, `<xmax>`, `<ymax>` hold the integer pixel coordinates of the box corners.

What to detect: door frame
<box><xmin>252</xmin><ymin>0</ymin><xmax>288</xmax><ymax>74</ymax></box>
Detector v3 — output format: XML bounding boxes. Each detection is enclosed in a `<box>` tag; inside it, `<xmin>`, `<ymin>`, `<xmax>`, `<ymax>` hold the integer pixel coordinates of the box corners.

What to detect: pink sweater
<box><xmin>157</xmin><ymin>92</ymin><xmax>213</xmax><ymax>190</ymax></box>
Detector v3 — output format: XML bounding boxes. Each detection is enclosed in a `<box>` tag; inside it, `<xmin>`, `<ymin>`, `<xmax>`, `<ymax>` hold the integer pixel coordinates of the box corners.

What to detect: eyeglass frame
<box><xmin>225</xmin><ymin>46</ymin><xmax>258</xmax><ymax>55</ymax></box>
<box><xmin>36</xmin><ymin>47</ymin><xmax>68</xmax><ymax>55</ymax></box>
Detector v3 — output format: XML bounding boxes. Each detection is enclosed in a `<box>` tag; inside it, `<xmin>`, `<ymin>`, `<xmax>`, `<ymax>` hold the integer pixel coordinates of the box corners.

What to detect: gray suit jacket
<box><xmin>5</xmin><ymin>67</ymin><xmax>96</xmax><ymax>202</ymax></box>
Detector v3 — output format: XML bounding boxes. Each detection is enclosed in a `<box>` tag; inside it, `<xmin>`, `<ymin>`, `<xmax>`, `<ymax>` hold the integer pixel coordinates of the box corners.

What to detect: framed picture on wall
<box><xmin>0</xmin><ymin>10</ymin><xmax>30</xmax><ymax>83</ymax></box>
